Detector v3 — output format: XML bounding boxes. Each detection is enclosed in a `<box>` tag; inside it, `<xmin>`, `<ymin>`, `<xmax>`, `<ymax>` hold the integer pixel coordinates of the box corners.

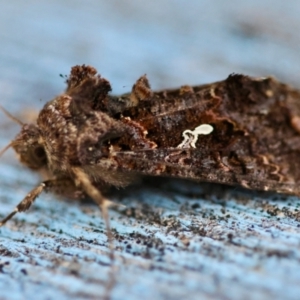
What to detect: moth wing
<box><xmin>111</xmin><ymin>148</ymin><xmax>300</xmax><ymax>196</ymax></box>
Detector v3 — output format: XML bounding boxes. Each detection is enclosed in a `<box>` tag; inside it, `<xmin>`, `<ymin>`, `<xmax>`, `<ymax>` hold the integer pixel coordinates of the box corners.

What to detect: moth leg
<box><xmin>0</xmin><ymin>178</ymin><xmax>81</xmax><ymax>227</ymax></box>
<box><xmin>72</xmin><ymin>167</ymin><xmax>115</xmax><ymax>259</ymax></box>
<box><xmin>0</xmin><ymin>180</ymin><xmax>52</xmax><ymax>227</ymax></box>
<box><xmin>0</xmin><ymin>182</ymin><xmax>46</xmax><ymax>227</ymax></box>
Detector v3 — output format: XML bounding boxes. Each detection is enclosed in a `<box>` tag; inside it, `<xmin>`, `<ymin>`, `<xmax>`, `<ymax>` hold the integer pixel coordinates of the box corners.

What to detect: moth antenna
<box><xmin>0</xmin><ymin>105</ymin><xmax>24</xmax><ymax>126</ymax></box>
<box><xmin>0</xmin><ymin>142</ymin><xmax>13</xmax><ymax>158</ymax></box>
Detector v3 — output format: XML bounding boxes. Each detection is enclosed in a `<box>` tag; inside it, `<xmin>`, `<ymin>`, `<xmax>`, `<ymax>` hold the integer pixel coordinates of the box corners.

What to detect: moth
<box><xmin>1</xmin><ymin>65</ymin><xmax>300</xmax><ymax>232</ymax></box>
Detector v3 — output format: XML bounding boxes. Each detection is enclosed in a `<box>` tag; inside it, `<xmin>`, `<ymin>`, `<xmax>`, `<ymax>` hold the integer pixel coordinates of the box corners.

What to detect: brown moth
<box><xmin>1</xmin><ymin>65</ymin><xmax>300</xmax><ymax>233</ymax></box>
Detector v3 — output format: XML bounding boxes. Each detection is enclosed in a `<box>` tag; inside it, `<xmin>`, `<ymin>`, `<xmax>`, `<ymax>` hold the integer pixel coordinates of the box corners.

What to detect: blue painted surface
<box><xmin>0</xmin><ymin>1</ymin><xmax>300</xmax><ymax>299</ymax></box>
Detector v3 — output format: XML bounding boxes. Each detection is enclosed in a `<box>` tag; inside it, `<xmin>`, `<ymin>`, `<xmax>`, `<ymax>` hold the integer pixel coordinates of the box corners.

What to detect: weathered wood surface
<box><xmin>0</xmin><ymin>1</ymin><xmax>300</xmax><ymax>299</ymax></box>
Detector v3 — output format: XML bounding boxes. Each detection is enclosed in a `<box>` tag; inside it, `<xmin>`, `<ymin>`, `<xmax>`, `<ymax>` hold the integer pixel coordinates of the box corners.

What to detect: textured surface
<box><xmin>0</xmin><ymin>1</ymin><xmax>300</xmax><ymax>300</ymax></box>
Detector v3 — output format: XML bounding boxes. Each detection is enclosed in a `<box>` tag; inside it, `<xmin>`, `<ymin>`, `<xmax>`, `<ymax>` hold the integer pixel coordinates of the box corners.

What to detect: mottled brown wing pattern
<box><xmin>62</xmin><ymin>68</ymin><xmax>300</xmax><ymax>195</ymax></box>
<box><xmin>100</xmin><ymin>73</ymin><xmax>300</xmax><ymax>196</ymax></box>
<box><xmin>109</xmin><ymin>148</ymin><xmax>299</xmax><ymax>196</ymax></box>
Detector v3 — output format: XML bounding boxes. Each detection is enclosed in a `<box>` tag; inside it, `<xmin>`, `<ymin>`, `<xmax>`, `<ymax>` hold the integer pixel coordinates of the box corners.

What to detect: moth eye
<box><xmin>34</xmin><ymin>146</ymin><xmax>46</xmax><ymax>159</ymax></box>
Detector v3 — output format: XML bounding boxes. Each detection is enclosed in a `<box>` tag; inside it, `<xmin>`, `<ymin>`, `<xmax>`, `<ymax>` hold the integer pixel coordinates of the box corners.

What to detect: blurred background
<box><xmin>1</xmin><ymin>0</ymin><xmax>300</xmax><ymax>112</ymax></box>
<box><xmin>1</xmin><ymin>1</ymin><xmax>300</xmax><ymax>300</ymax></box>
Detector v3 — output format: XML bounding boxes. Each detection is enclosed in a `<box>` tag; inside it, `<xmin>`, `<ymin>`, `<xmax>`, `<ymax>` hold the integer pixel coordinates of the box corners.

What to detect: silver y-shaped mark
<box><xmin>177</xmin><ymin>124</ymin><xmax>213</xmax><ymax>148</ymax></box>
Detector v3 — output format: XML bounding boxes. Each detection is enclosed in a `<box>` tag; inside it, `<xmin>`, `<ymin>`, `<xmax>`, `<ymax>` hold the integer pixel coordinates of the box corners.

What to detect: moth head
<box><xmin>11</xmin><ymin>124</ymin><xmax>47</xmax><ymax>170</ymax></box>
<box><xmin>0</xmin><ymin>107</ymin><xmax>47</xmax><ymax>170</ymax></box>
